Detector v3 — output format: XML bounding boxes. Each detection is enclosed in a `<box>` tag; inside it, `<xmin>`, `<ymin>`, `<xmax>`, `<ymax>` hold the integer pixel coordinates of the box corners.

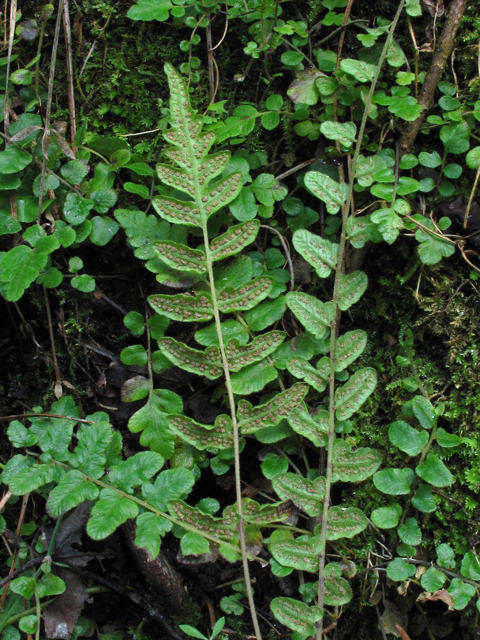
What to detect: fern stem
<box><xmin>316</xmin><ymin>3</ymin><xmax>405</xmax><ymax>636</ymax></box>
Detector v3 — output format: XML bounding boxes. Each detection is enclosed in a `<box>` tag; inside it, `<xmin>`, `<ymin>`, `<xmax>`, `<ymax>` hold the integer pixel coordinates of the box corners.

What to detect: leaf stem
<box><xmin>316</xmin><ymin>3</ymin><xmax>406</xmax><ymax>636</ymax></box>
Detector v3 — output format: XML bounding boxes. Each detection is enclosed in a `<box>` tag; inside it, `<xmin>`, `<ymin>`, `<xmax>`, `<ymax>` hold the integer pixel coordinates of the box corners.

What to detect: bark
<box><xmin>398</xmin><ymin>0</ymin><xmax>467</xmax><ymax>156</ymax></box>
<box><xmin>122</xmin><ymin>519</ymin><xmax>190</xmax><ymax>613</ymax></box>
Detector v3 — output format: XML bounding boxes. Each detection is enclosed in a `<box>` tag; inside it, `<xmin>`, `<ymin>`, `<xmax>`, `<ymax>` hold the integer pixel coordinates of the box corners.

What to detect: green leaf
<box><xmin>436</xmin><ymin>427</ymin><xmax>462</xmax><ymax>448</ymax></box>
<box><xmin>181</xmin><ymin>531</ymin><xmax>210</xmax><ymax>556</ymax></box>
<box><xmin>337</xmin><ymin>271</ymin><xmax>368</xmax><ymax>310</ymax></box>
<box><xmin>398</xmin><ymin>517</ymin><xmax>421</xmax><ymax>546</ymax></box>
<box><xmin>371</xmin><ymin>504</ymin><xmax>402</xmax><ymax>529</ymax></box>
<box><xmin>466</xmin><ymin>146</ymin><xmax>480</xmax><ymax>170</ymax></box>
<box><xmin>230</xmin><ymin>187</ymin><xmax>257</xmax><ymax>221</ymax></box>
<box><xmin>19</xmin><ymin>616</ymin><xmax>38</xmax><ymax>634</ymax></box>
<box><xmin>281</xmin><ymin>51</ymin><xmax>304</xmax><ymax>66</ymax></box>
<box><xmin>356</xmin><ymin>154</ymin><xmax>387</xmax><ymax>187</ymax></box>
<box><xmin>42</xmin><ymin>267</ymin><xmax>63</xmax><ymax>288</ymax></box>
<box><xmin>239</xmin><ymin>383</ymin><xmax>308</xmax><ymax>433</ymax></box>
<box><xmin>335</xmin><ymin>367</ymin><xmax>376</xmax><ymax>420</ymax></box>
<box><xmin>252</xmin><ymin>173</ymin><xmax>287</xmax><ymax>206</ymax></box>
<box><xmin>7</xmin><ymin>420</ymin><xmax>37</xmax><ymax>448</ymax></box>
<box><xmin>0</xmin><ymin>211</ymin><xmax>21</xmax><ymax>235</ymax></box>
<box><xmin>292</xmin><ymin>229</ymin><xmax>338</xmax><ymax>278</ymax></box>
<box><xmin>108</xmin><ymin>451</ymin><xmax>164</xmax><ymax>493</ymax></box>
<box><xmin>419</xmin><ymin>151</ymin><xmax>442</xmax><ymax>168</ymax></box>
<box><xmin>178</xmin><ymin>624</ymin><xmax>208</xmax><ymax>640</ymax></box>
<box><xmin>37</xmin><ymin>574</ymin><xmax>66</xmax><ymax>598</ymax></box>
<box><xmin>304</xmin><ymin>171</ymin><xmax>348</xmax><ymax>214</ymax></box>
<box><xmin>335</xmin><ymin>330</ymin><xmax>367</xmax><ymax>371</ymax></box>
<box><xmin>437</xmin><ymin>543</ymin><xmax>455</xmax><ymax>569</ymax></box>
<box><xmin>461</xmin><ymin>551</ymin><xmax>480</xmax><ymax>580</ymax></box>
<box><xmin>323</xmin><ymin>506</ymin><xmax>368</xmax><ymax>540</ymax></box>
<box><xmin>169</xmin><ymin>414</ymin><xmax>233</xmax><ymax>450</ymax></box>
<box><xmin>87</xmin><ymin>488</ymin><xmax>139</xmax><ymax>539</ymax></box>
<box><xmin>416</xmin><ymin>455</ymin><xmax>453</xmax><ymax>487</ymax></box>
<box><xmin>69</xmin><ymin>422</ymin><xmax>113</xmax><ymax>478</ymax></box>
<box><xmin>286</xmin><ymin>291</ymin><xmax>334</xmax><ymax>338</ymax></box>
<box><xmin>340</xmin><ymin>58</ymin><xmax>376</xmax><ymax>82</ymax></box>
<box><xmin>244</xmin><ymin>295</ymin><xmax>286</xmax><ymax>331</ymax></box>
<box><xmin>195</xmin><ymin>320</ymin><xmax>248</xmax><ymax>347</ymax></box>
<box><xmin>412</xmin><ymin>483</ymin><xmax>436</xmax><ymax>512</ymax></box>
<box><xmin>124</xmin><ymin>311</ymin><xmax>145</xmax><ymax>336</ymax></box>
<box><xmin>127</xmin><ymin>0</ymin><xmax>173</xmax><ymax>22</ymax></box>
<box><xmin>135</xmin><ymin>512</ymin><xmax>172</xmax><ymax>559</ymax></box>
<box><xmin>272</xmin><ymin>472</ymin><xmax>325</xmax><ymax>516</ymax></box>
<box><xmin>373</xmin><ymin>468</ymin><xmax>414</xmax><ymax>495</ymax></box>
<box><xmin>61</xmin><ymin>159</ymin><xmax>89</xmax><ymax>185</ymax></box>
<box><xmin>71</xmin><ymin>274</ymin><xmax>96</xmax><ymax>292</ymax></box>
<box><xmin>440</xmin><ymin>122</ymin><xmax>470</xmax><ymax>154</ymax></box>
<box><xmin>332</xmin><ymin>440</ymin><xmax>382</xmax><ymax>482</ymax></box>
<box><xmin>406</xmin><ymin>0</ymin><xmax>422</xmax><ymax>16</ymax></box>
<box><xmin>10</xmin><ymin>576</ymin><xmax>37</xmax><ymax>599</ymax></box>
<box><xmin>448</xmin><ymin>579</ymin><xmax>475</xmax><ymax>610</ymax></box>
<box><xmin>287</xmin><ymin>356</ymin><xmax>329</xmax><ymax>392</ymax></box>
<box><xmin>415</xmin><ymin>219</ymin><xmax>455</xmax><ymax>264</ymax></box>
<box><xmin>128</xmin><ymin>390</ymin><xmax>181</xmax><ymax>458</ymax></box>
<box><xmin>230</xmin><ymin>360</ymin><xmax>277</xmax><ymax>395</ymax></box>
<box><xmin>0</xmin><ymin>145</ymin><xmax>32</xmax><ymax>173</ymax></box>
<box><xmin>324</xmin><ymin>563</ymin><xmax>353</xmax><ymax>605</ymax></box>
<box><xmin>47</xmin><ymin>470</ymin><xmax>99</xmax><ymax>517</ymax></box>
<box><xmin>261</xmin><ymin>453</ymin><xmax>288</xmax><ymax>479</ymax></box>
<box><xmin>388</xmin><ymin>420</ymin><xmax>428</xmax><ymax>456</ymax></box>
<box><xmin>421</xmin><ymin>567</ymin><xmax>446</xmax><ymax>591</ymax></box>
<box><xmin>387</xmin><ymin>558</ymin><xmax>415</xmax><ymax>581</ymax></box>
<box><xmin>1</xmin><ymin>245</ymin><xmax>48</xmax><ymax>302</ymax></box>
<box><xmin>370</xmin><ymin>207</ymin><xmax>403</xmax><ymax>244</ymax></box>
<box><xmin>271</xmin><ymin>597</ymin><xmax>322</xmax><ymax>636</ymax></box>
<box><xmin>63</xmin><ymin>192</ymin><xmax>94</xmax><ymax>226</ymax></box>
<box><xmin>270</xmin><ymin>536</ymin><xmax>324</xmax><ymax>573</ymax></box>
<box><xmin>120</xmin><ymin>344</ymin><xmax>147</xmax><ymax>366</ymax></box>
<box><xmin>411</xmin><ymin>395</ymin><xmax>436</xmax><ymax>429</ymax></box>
<box><xmin>287</xmin><ymin>69</ymin><xmax>324</xmax><ymax>105</ymax></box>
<box><xmin>142</xmin><ymin>468</ymin><xmax>195</xmax><ymax>511</ymax></box>
<box><xmin>320</xmin><ymin>121</ymin><xmax>356</xmax><ymax>148</ymax></box>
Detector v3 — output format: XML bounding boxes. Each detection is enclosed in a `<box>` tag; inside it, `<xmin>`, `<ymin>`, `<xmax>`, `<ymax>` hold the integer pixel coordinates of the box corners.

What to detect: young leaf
<box><xmin>388</xmin><ymin>420</ymin><xmax>429</xmax><ymax>456</ymax></box>
<box><xmin>304</xmin><ymin>171</ymin><xmax>349</xmax><ymax>214</ymax></box>
<box><xmin>159</xmin><ymin>338</ymin><xmax>223</xmax><ymax>379</ymax></box>
<box><xmin>47</xmin><ymin>470</ymin><xmax>99</xmax><ymax>517</ymax></box>
<box><xmin>415</xmin><ymin>455</ymin><xmax>453</xmax><ymax>487</ymax></box>
<box><xmin>86</xmin><ymin>488</ymin><xmax>139</xmax><ymax>539</ymax></box>
<box><xmin>272</xmin><ymin>472</ymin><xmax>325</xmax><ymax>516</ymax></box>
<box><xmin>271</xmin><ymin>597</ymin><xmax>323</xmax><ymax>636</ymax></box>
<box><xmin>334</xmin><ymin>367</ymin><xmax>377</xmax><ymax>420</ymax></box>
<box><xmin>292</xmin><ymin>229</ymin><xmax>339</xmax><ymax>278</ymax></box>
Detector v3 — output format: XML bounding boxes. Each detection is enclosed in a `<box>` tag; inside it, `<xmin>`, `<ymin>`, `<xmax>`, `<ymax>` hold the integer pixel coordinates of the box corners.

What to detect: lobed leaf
<box><xmin>241</xmin><ymin>498</ymin><xmax>297</xmax><ymax>526</ymax></box>
<box><xmin>168</xmin><ymin>414</ymin><xmax>234</xmax><ymax>449</ymax></box>
<box><xmin>159</xmin><ymin>337</ymin><xmax>223</xmax><ymax>379</ymax></box>
<box><xmin>135</xmin><ymin>512</ymin><xmax>173</xmax><ymax>559</ymax></box>
<box><xmin>87</xmin><ymin>488</ymin><xmax>139</xmax><ymax>539</ymax></box>
<box><xmin>168</xmin><ymin>500</ymin><xmax>238</xmax><ymax>542</ymax></box>
<box><xmin>152</xmin><ymin>195</ymin><xmax>201</xmax><ymax>227</ymax></box>
<box><xmin>47</xmin><ymin>470</ymin><xmax>99</xmax><ymax>517</ymax></box>
<box><xmin>324</xmin><ymin>563</ymin><xmax>353</xmax><ymax>605</ymax></box>
<box><xmin>226</xmin><ymin>331</ymin><xmax>285</xmax><ymax>372</ymax></box>
<box><xmin>238</xmin><ymin>383</ymin><xmax>308</xmax><ymax>433</ymax></box>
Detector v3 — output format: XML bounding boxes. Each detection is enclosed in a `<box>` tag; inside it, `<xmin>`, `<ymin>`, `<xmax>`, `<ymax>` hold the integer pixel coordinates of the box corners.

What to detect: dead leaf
<box><xmin>381</xmin><ymin>600</ymin><xmax>408</xmax><ymax>637</ymax></box>
<box><xmin>43</xmin><ymin>567</ymin><xmax>91</xmax><ymax>639</ymax></box>
<box><xmin>417</xmin><ymin>588</ymin><xmax>454</xmax><ymax>609</ymax></box>
<box><xmin>423</xmin><ymin>0</ymin><xmax>445</xmax><ymax>17</ymax></box>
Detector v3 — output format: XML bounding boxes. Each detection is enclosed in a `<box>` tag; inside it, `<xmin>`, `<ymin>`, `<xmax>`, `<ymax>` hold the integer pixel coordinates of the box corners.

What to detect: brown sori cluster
<box><xmin>149</xmin><ymin>293</ymin><xmax>213</xmax><ymax>322</ymax></box>
<box><xmin>287</xmin><ymin>357</ymin><xmax>328</xmax><ymax>393</ymax></box>
<box><xmin>334</xmin><ymin>330</ymin><xmax>367</xmax><ymax>372</ymax></box>
<box><xmin>226</xmin><ymin>331</ymin><xmax>285</xmax><ymax>371</ymax></box>
<box><xmin>169</xmin><ymin>500</ymin><xmax>237</xmax><ymax>541</ymax></box>
<box><xmin>334</xmin><ymin>367</ymin><xmax>376</xmax><ymax>420</ymax></box>
<box><xmin>169</xmin><ymin>414</ymin><xmax>233</xmax><ymax>450</ymax></box>
<box><xmin>155</xmin><ymin>240</ymin><xmax>206</xmax><ymax>273</ymax></box>
<box><xmin>159</xmin><ymin>337</ymin><xmax>223</xmax><ymax>379</ymax></box>
<box><xmin>218</xmin><ymin>277</ymin><xmax>273</xmax><ymax>312</ymax></box>
<box><xmin>238</xmin><ymin>383</ymin><xmax>309</xmax><ymax>433</ymax></box>
<box><xmin>210</xmin><ymin>220</ymin><xmax>260</xmax><ymax>261</ymax></box>
<box><xmin>152</xmin><ymin>195</ymin><xmax>201</xmax><ymax>227</ymax></box>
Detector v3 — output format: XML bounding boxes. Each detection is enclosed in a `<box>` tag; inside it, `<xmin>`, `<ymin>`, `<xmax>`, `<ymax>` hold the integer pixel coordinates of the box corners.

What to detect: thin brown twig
<box><xmin>260</xmin><ymin>225</ymin><xmax>295</xmax><ymax>289</ymax></box>
<box><xmin>62</xmin><ymin>0</ymin><xmax>76</xmax><ymax>146</ymax></box>
<box><xmin>43</xmin><ymin>286</ymin><xmax>63</xmax><ymax>399</ymax></box>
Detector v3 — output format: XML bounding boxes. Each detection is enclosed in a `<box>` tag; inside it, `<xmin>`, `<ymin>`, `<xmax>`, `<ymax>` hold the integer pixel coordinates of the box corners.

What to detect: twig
<box><xmin>79</xmin><ymin>40</ymin><xmax>96</xmax><ymax>78</ymax></box>
<box><xmin>260</xmin><ymin>225</ymin><xmax>295</xmax><ymax>289</ymax></box>
<box><xmin>62</xmin><ymin>0</ymin><xmax>76</xmax><ymax>146</ymax></box>
<box><xmin>0</xmin><ymin>557</ymin><xmax>45</xmax><ymax>593</ymax></box>
<box><xmin>44</xmin><ymin>286</ymin><xmax>63</xmax><ymax>399</ymax></box>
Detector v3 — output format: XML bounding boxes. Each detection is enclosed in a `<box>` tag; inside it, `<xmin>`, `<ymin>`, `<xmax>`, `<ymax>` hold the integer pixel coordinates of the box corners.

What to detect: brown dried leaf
<box><xmin>417</xmin><ymin>588</ymin><xmax>454</xmax><ymax>608</ymax></box>
<box><xmin>422</xmin><ymin>0</ymin><xmax>445</xmax><ymax>17</ymax></box>
<box><xmin>381</xmin><ymin>600</ymin><xmax>408</xmax><ymax>637</ymax></box>
<box><xmin>43</xmin><ymin>567</ymin><xmax>90</xmax><ymax>639</ymax></box>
